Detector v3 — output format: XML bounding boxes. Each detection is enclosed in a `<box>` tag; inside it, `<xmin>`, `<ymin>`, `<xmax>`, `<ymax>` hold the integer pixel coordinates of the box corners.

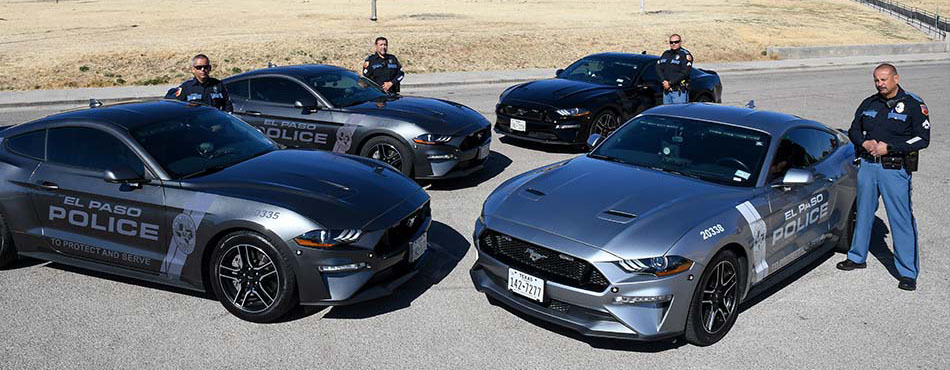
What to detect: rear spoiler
<box><xmin>698</xmin><ymin>68</ymin><xmax>718</xmax><ymax>75</ymax></box>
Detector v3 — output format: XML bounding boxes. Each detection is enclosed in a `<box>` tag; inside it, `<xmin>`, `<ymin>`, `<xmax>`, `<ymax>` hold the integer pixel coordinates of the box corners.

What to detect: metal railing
<box><xmin>855</xmin><ymin>0</ymin><xmax>947</xmax><ymax>39</ymax></box>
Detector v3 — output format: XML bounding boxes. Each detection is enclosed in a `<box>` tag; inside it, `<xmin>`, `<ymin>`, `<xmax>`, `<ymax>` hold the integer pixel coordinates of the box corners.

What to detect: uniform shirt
<box><xmin>167</xmin><ymin>77</ymin><xmax>233</xmax><ymax>112</ymax></box>
<box><xmin>363</xmin><ymin>53</ymin><xmax>405</xmax><ymax>93</ymax></box>
<box><xmin>656</xmin><ymin>48</ymin><xmax>692</xmax><ymax>91</ymax></box>
<box><xmin>848</xmin><ymin>86</ymin><xmax>930</xmax><ymax>156</ymax></box>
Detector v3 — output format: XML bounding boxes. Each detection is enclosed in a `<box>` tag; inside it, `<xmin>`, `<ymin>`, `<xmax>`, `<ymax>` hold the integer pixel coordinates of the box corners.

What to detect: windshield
<box><xmin>590</xmin><ymin>115</ymin><xmax>771</xmax><ymax>187</ymax></box>
<box><xmin>306</xmin><ymin>70</ymin><xmax>388</xmax><ymax>107</ymax></box>
<box><xmin>558</xmin><ymin>57</ymin><xmax>640</xmax><ymax>86</ymax></box>
<box><xmin>131</xmin><ymin>110</ymin><xmax>278</xmax><ymax>179</ymax></box>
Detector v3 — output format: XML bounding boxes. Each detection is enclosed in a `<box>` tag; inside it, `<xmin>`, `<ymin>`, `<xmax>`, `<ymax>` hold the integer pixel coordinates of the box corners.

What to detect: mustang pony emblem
<box><xmin>525</xmin><ymin>248</ymin><xmax>547</xmax><ymax>262</ymax></box>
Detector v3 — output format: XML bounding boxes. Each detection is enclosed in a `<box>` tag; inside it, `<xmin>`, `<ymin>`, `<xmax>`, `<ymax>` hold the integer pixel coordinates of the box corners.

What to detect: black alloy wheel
<box><xmin>589</xmin><ymin>110</ymin><xmax>620</xmax><ymax>139</ymax></box>
<box><xmin>0</xmin><ymin>213</ymin><xmax>17</xmax><ymax>268</ymax></box>
<box><xmin>209</xmin><ymin>231</ymin><xmax>298</xmax><ymax>322</ymax></box>
<box><xmin>361</xmin><ymin>136</ymin><xmax>413</xmax><ymax>177</ymax></box>
<box><xmin>684</xmin><ymin>249</ymin><xmax>743</xmax><ymax>346</ymax></box>
<box><xmin>835</xmin><ymin>202</ymin><xmax>857</xmax><ymax>253</ymax></box>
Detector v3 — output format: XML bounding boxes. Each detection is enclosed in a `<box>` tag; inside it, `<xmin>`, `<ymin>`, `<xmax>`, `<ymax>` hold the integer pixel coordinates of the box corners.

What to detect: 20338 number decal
<box><xmin>255</xmin><ymin>210</ymin><xmax>280</xmax><ymax>219</ymax></box>
<box><xmin>700</xmin><ymin>224</ymin><xmax>725</xmax><ymax>240</ymax></box>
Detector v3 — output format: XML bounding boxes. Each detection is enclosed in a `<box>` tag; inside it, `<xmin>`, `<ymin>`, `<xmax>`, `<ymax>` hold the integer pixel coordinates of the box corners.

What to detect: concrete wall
<box><xmin>767</xmin><ymin>42</ymin><xmax>950</xmax><ymax>59</ymax></box>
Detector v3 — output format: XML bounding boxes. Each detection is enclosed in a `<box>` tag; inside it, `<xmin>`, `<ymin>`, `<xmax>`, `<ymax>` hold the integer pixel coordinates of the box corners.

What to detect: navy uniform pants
<box><xmin>847</xmin><ymin>159</ymin><xmax>920</xmax><ymax>279</ymax></box>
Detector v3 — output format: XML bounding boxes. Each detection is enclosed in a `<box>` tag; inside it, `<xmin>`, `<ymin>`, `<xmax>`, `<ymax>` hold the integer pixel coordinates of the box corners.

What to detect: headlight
<box><xmin>555</xmin><ymin>107</ymin><xmax>591</xmax><ymax>117</ymax></box>
<box><xmin>294</xmin><ymin>229</ymin><xmax>362</xmax><ymax>248</ymax></box>
<box><xmin>413</xmin><ymin>133</ymin><xmax>453</xmax><ymax>145</ymax></box>
<box><xmin>617</xmin><ymin>256</ymin><xmax>693</xmax><ymax>276</ymax></box>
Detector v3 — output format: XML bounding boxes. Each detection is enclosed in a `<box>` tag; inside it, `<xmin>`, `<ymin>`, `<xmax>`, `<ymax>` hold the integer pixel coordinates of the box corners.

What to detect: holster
<box><xmin>903</xmin><ymin>151</ymin><xmax>919</xmax><ymax>173</ymax></box>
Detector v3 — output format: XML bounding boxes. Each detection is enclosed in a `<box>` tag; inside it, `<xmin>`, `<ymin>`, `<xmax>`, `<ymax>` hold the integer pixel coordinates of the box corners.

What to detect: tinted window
<box><xmin>6</xmin><ymin>130</ymin><xmax>46</xmax><ymax>159</ymax></box>
<box><xmin>767</xmin><ymin>128</ymin><xmax>837</xmax><ymax>182</ymax></box>
<box><xmin>590</xmin><ymin>115</ymin><xmax>771</xmax><ymax>187</ymax></box>
<box><xmin>559</xmin><ymin>57</ymin><xmax>639</xmax><ymax>86</ymax></box>
<box><xmin>250</xmin><ymin>77</ymin><xmax>316</xmax><ymax>106</ymax></box>
<box><xmin>305</xmin><ymin>70</ymin><xmax>387</xmax><ymax>107</ymax></box>
<box><xmin>225</xmin><ymin>80</ymin><xmax>249</xmax><ymax>99</ymax></box>
<box><xmin>47</xmin><ymin>127</ymin><xmax>144</xmax><ymax>175</ymax></box>
<box><xmin>131</xmin><ymin>110</ymin><xmax>277</xmax><ymax>179</ymax></box>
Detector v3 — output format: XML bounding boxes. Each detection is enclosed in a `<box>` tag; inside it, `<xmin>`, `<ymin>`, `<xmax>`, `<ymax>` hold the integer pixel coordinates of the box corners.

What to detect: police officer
<box><xmin>656</xmin><ymin>34</ymin><xmax>692</xmax><ymax>104</ymax></box>
<box><xmin>362</xmin><ymin>37</ymin><xmax>405</xmax><ymax>94</ymax></box>
<box><xmin>837</xmin><ymin>63</ymin><xmax>930</xmax><ymax>291</ymax></box>
<box><xmin>166</xmin><ymin>54</ymin><xmax>232</xmax><ymax>112</ymax></box>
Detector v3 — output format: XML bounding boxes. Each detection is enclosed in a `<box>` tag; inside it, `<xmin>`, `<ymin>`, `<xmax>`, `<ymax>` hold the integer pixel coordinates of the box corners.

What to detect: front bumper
<box><xmin>470</xmin><ymin>218</ymin><xmax>698</xmax><ymax>340</ymax></box>
<box><xmin>412</xmin><ymin>130</ymin><xmax>491</xmax><ymax>179</ymax></box>
<box><xmin>293</xmin><ymin>203</ymin><xmax>432</xmax><ymax>306</ymax></box>
<box><xmin>494</xmin><ymin>113</ymin><xmax>589</xmax><ymax>145</ymax></box>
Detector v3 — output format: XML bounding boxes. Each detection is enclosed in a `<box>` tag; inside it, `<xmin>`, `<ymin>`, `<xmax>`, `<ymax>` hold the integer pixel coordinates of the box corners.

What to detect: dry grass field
<box><xmin>0</xmin><ymin>0</ymin><xmax>934</xmax><ymax>90</ymax></box>
<box><xmin>894</xmin><ymin>0</ymin><xmax>949</xmax><ymax>14</ymax></box>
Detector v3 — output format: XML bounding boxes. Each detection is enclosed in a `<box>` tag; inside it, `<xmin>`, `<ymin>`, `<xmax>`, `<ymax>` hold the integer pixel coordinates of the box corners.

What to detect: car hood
<box><xmin>182</xmin><ymin>149</ymin><xmax>425</xmax><ymax>229</ymax></box>
<box><xmin>486</xmin><ymin>156</ymin><xmax>748</xmax><ymax>258</ymax></box>
<box><xmin>344</xmin><ymin>96</ymin><xmax>488</xmax><ymax>135</ymax></box>
<box><xmin>501</xmin><ymin>78</ymin><xmax>618</xmax><ymax>108</ymax></box>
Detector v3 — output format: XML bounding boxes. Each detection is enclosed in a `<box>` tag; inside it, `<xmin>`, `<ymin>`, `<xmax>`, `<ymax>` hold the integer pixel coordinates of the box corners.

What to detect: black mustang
<box><xmin>495</xmin><ymin>52</ymin><xmax>722</xmax><ymax>145</ymax></box>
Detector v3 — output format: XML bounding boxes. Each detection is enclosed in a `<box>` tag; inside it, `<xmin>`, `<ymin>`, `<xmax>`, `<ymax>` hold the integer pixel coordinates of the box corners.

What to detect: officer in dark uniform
<box><xmin>165</xmin><ymin>54</ymin><xmax>233</xmax><ymax>112</ymax></box>
<box><xmin>362</xmin><ymin>37</ymin><xmax>405</xmax><ymax>94</ymax></box>
<box><xmin>656</xmin><ymin>34</ymin><xmax>692</xmax><ymax>104</ymax></box>
<box><xmin>837</xmin><ymin>63</ymin><xmax>930</xmax><ymax>291</ymax></box>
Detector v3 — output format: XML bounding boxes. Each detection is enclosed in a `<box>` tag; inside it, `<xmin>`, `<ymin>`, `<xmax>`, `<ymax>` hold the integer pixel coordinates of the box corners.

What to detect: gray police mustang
<box><xmin>0</xmin><ymin>101</ymin><xmax>430</xmax><ymax>322</ymax></box>
<box><xmin>472</xmin><ymin>103</ymin><xmax>857</xmax><ymax>346</ymax></box>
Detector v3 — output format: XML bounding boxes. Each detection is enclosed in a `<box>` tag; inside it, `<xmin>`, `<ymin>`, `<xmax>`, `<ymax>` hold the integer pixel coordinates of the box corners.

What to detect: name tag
<box><xmin>862</xmin><ymin>110</ymin><xmax>877</xmax><ymax>118</ymax></box>
<box><xmin>388</xmin><ymin>63</ymin><xmax>398</xmax><ymax>68</ymax></box>
<box><xmin>671</xmin><ymin>60</ymin><xmax>681</xmax><ymax>65</ymax></box>
<box><xmin>887</xmin><ymin>112</ymin><xmax>907</xmax><ymax>121</ymax></box>
<box><xmin>187</xmin><ymin>93</ymin><xmax>202</xmax><ymax>101</ymax></box>
<box><xmin>372</xmin><ymin>64</ymin><xmax>383</xmax><ymax>69</ymax></box>
<box><xmin>210</xmin><ymin>93</ymin><xmax>223</xmax><ymax>99</ymax></box>
<box><xmin>659</xmin><ymin>58</ymin><xmax>667</xmax><ymax>63</ymax></box>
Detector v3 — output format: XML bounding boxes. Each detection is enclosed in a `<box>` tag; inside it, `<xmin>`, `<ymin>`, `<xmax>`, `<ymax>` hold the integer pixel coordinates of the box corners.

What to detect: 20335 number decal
<box><xmin>700</xmin><ymin>224</ymin><xmax>725</xmax><ymax>240</ymax></box>
<box><xmin>255</xmin><ymin>210</ymin><xmax>280</xmax><ymax>219</ymax></box>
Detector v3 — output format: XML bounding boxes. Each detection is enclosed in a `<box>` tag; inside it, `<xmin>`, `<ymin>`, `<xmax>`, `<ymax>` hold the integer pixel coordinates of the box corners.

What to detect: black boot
<box><xmin>836</xmin><ymin>259</ymin><xmax>866</xmax><ymax>271</ymax></box>
<box><xmin>898</xmin><ymin>277</ymin><xmax>917</xmax><ymax>291</ymax></box>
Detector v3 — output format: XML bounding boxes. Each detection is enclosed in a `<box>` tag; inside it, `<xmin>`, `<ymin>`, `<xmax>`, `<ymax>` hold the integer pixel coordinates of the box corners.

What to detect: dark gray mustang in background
<box><xmin>222</xmin><ymin>64</ymin><xmax>492</xmax><ymax>180</ymax></box>
<box><xmin>0</xmin><ymin>101</ymin><xmax>431</xmax><ymax>322</ymax></box>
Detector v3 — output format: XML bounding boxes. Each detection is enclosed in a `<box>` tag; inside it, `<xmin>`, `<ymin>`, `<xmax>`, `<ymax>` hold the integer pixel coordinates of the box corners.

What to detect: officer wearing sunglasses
<box><xmin>656</xmin><ymin>34</ymin><xmax>693</xmax><ymax>104</ymax></box>
<box><xmin>167</xmin><ymin>54</ymin><xmax>233</xmax><ymax>112</ymax></box>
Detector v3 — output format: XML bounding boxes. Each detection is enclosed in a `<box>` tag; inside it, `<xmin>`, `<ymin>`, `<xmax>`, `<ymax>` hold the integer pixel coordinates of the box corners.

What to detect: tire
<box><xmin>587</xmin><ymin>110</ymin><xmax>620</xmax><ymax>142</ymax></box>
<box><xmin>684</xmin><ymin>249</ymin><xmax>744</xmax><ymax>346</ymax></box>
<box><xmin>694</xmin><ymin>94</ymin><xmax>713</xmax><ymax>103</ymax></box>
<box><xmin>835</xmin><ymin>203</ymin><xmax>857</xmax><ymax>253</ymax></box>
<box><xmin>360</xmin><ymin>136</ymin><xmax>413</xmax><ymax>177</ymax></box>
<box><xmin>209</xmin><ymin>231</ymin><xmax>298</xmax><ymax>323</ymax></box>
<box><xmin>0</xmin><ymin>213</ymin><xmax>17</xmax><ymax>268</ymax></box>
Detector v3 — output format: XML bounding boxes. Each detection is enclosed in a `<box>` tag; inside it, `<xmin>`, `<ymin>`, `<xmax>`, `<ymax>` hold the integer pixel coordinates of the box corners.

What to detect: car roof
<box><xmin>13</xmin><ymin>100</ymin><xmax>219</xmax><ymax>132</ymax></box>
<box><xmin>223</xmin><ymin>64</ymin><xmax>350</xmax><ymax>81</ymax></box>
<box><xmin>583</xmin><ymin>52</ymin><xmax>660</xmax><ymax>64</ymax></box>
<box><xmin>642</xmin><ymin>103</ymin><xmax>831</xmax><ymax>135</ymax></box>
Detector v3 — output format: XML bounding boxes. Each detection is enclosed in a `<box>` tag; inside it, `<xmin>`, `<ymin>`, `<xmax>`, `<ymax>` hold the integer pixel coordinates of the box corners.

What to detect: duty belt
<box><xmin>861</xmin><ymin>153</ymin><xmax>905</xmax><ymax>169</ymax></box>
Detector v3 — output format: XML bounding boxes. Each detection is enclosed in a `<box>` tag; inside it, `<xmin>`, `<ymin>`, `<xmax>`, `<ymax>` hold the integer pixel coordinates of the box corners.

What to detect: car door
<box><xmin>29</xmin><ymin>125</ymin><xmax>167</xmax><ymax>273</ymax></box>
<box><xmin>763</xmin><ymin>128</ymin><xmax>837</xmax><ymax>273</ymax></box>
<box><xmin>239</xmin><ymin>76</ymin><xmax>338</xmax><ymax>151</ymax></box>
<box><xmin>633</xmin><ymin>62</ymin><xmax>664</xmax><ymax>111</ymax></box>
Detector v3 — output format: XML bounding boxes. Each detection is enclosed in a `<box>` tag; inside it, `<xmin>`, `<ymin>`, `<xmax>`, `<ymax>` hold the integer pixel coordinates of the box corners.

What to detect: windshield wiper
<box><xmin>588</xmin><ymin>153</ymin><xmax>627</xmax><ymax>164</ymax></box>
<box><xmin>650</xmin><ymin>166</ymin><xmax>701</xmax><ymax>179</ymax></box>
<box><xmin>180</xmin><ymin>164</ymin><xmax>231</xmax><ymax>179</ymax></box>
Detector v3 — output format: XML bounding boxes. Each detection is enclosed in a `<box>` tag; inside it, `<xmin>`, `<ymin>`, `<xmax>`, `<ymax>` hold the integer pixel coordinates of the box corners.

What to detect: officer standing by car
<box><xmin>362</xmin><ymin>37</ymin><xmax>405</xmax><ymax>94</ymax></box>
<box><xmin>656</xmin><ymin>34</ymin><xmax>692</xmax><ymax>104</ymax></box>
<box><xmin>166</xmin><ymin>54</ymin><xmax>233</xmax><ymax>112</ymax></box>
<box><xmin>837</xmin><ymin>63</ymin><xmax>930</xmax><ymax>291</ymax></box>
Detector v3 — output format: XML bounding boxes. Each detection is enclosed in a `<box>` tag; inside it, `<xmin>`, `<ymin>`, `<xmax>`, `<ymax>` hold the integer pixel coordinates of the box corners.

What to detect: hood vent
<box><xmin>518</xmin><ymin>187</ymin><xmax>546</xmax><ymax>201</ymax></box>
<box><xmin>598</xmin><ymin>209</ymin><xmax>638</xmax><ymax>224</ymax></box>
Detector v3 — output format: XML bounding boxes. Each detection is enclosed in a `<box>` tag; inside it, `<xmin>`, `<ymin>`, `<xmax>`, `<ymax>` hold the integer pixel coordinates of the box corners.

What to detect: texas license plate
<box><xmin>508</xmin><ymin>268</ymin><xmax>544</xmax><ymax>302</ymax></box>
<box><xmin>510</xmin><ymin>118</ymin><xmax>526</xmax><ymax>132</ymax></box>
<box><xmin>409</xmin><ymin>232</ymin><xmax>427</xmax><ymax>262</ymax></box>
<box><xmin>477</xmin><ymin>142</ymin><xmax>490</xmax><ymax>159</ymax></box>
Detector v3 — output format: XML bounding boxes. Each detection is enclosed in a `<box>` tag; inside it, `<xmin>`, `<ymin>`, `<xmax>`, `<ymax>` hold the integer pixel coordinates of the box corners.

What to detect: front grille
<box><xmin>376</xmin><ymin>202</ymin><xmax>430</xmax><ymax>255</ymax></box>
<box><xmin>479</xmin><ymin>230</ymin><xmax>609</xmax><ymax>292</ymax></box>
<box><xmin>459</xmin><ymin>128</ymin><xmax>489</xmax><ymax>151</ymax></box>
<box><xmin>500</xmin><ymin>105</ymin><xmax>547</xmax><ymax>121</ymax></box>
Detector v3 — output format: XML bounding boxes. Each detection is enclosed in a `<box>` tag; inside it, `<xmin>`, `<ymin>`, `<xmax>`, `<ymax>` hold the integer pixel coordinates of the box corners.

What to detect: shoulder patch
<box><xmin>175</xmin><ymin>87</ymin><xmax>182</xmax><ymax>97</ymax></box>
<box><xmin>686</xmin><ymin>54</ymin><xmax>693</xmax><ymax>62</ymax></box>
<box><xmin>921</xmin><ymin>104</ymin><xmax>929</xmax><ymax>116</ymax></box>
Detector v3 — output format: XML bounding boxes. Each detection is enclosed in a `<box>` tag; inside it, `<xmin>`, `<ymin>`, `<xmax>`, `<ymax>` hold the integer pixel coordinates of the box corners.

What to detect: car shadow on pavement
<box><xmin>322</xmin><ymin>221</ymin><xmax>469</xmax><ymax>319</ymax></box>
<box><xmin>498</xmin><ymin>136</ymin><xmax>588</xmax><ymax>154</ymax></box>
<box><xmin>424</xmin><ymin>151</ymin><xmax>513</xmax><ymax>191</ymax></box>
<box><xmin>484</xmin><ymin>297</ymin><xmax>685</xmax><ymax>352</ymax></box>
<box><xmin>0</xmin><ymin>255</ymin><xmax>47</xmax><ymax>271</ymax></box>
<box><xmin>867</xmin><ymin>216</ymin><xmax>901</xmax><ymax>279</ymax></box>
<box><xmin>45</xmin><ymin>262</ymin><xmax>215</xmax><ymax>301</ymax></box>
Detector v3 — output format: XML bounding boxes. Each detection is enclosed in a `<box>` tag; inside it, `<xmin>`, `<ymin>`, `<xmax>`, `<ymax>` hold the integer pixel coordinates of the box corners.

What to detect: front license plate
<box><xmin>477</xmin><ymin>142</ymin><xmax>490</xmax><ymax>159</ymax></box>
<box><xmin>409</xmin><ymin>232</ymin><xmax>427</xmax><ymax>263</ymax></box>
<box><xmin>508</xmin><ymin>268</ymin><xmax>544</xmax><ymax>302</ymax></box>
<box><xmin>510</xmin><ymin>118</ymin><xmax>526</xmax><ymax>132</ymax></box>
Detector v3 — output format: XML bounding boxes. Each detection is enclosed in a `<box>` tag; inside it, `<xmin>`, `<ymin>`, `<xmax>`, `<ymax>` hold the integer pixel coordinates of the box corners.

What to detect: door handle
<box><xmin>246</xmin><ymin>111</ymin><xmax>262</xmax><ymax>116</ymax></box>
<box><xmin>37</xmin><ymin>181</ymin><xmax>59</xmax><ymax>190</ymax></box>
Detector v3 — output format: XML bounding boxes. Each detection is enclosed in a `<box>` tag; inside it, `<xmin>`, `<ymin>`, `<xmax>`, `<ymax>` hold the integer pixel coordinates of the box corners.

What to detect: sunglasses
<box><xmin>193</xmin><ymin>65</ymin><xmax>211</xmax><ymax>71</ymax></box>
<box><xmin>669</xmin><ymin>40</ymin><xmax>681</xmax><ymax>45</ymax></box>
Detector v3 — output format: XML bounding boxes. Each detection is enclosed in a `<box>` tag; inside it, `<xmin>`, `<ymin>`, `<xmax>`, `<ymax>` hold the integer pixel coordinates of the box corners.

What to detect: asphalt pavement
<box><xmin>1</xmin><ymin>61</ymin><xmax>948</xmax><ymax>369</ymax></box>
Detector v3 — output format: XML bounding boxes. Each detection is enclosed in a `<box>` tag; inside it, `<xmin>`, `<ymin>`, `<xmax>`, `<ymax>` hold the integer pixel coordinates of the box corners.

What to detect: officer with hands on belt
<box><xmin>165</xmin><ymin>54</ymin><xmax>233</xmax><ymax>112</ymax></box>
<box><xmin>363</xmin><ymin>36</ymin><xmax>405</xmax><ymax>94</ymax></box>
<box><xmin>837</xmin><ymin>63</ymin><xmax>930</xmax><ymax>291</ymax></box>
<box><xmin>656</xmin><ymin>34</ymin><xmax>692</xmax><ymax>104</ymax></box>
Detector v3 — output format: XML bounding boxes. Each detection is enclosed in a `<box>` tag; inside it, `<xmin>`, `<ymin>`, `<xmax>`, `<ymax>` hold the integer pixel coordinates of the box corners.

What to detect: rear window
<box><xmin>5</xmin><ymin>130</ymin><xmax>46</xmax><ymax>160</ymax></box>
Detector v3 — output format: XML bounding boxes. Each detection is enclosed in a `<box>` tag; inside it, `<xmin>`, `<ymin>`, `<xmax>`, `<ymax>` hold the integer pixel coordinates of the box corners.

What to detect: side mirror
<box><xmin>779</xmin><ymin>168</ymin><xmax>814</xmax><ymax>186</ymax></box>
<box><xmin>586</xmin><ymin>133</ymin><xmax>604</xmax><ymax>149</ymax></box>
<box><xmin>294</xmin><ymin>100</ymin><xmax>320</xmax><ymax>113</ymax></box>
<box><xmin>555</xmin><ymin>69</ymin><xmax>564</xmax><ymax>77</ymax></box>
<box><xmin>104</xmin><ymin>166</ymin><xmax>148</xmax><ymax>187</ymax></box>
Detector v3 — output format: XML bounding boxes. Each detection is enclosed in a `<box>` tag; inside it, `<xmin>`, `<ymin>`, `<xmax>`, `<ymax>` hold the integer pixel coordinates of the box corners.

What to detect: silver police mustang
<box><xmin>0</xmin><ymin>101</ymin><xmax>430</xmax><ymax>322</ymax></box>
<box><xmin>471</xmin><ymin>103</ymin><xmax>857</xmax><ymax>345</ymax></box>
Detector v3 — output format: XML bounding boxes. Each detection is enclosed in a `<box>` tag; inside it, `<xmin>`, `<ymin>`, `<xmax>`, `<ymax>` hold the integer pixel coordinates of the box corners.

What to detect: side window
<box><xmin>249</xmin><ymin>77</ymin><xmax>317</xmax><ymax>106</ymax></box>
<box><xmin>6</xmin><ymin>130</ymin><xmax>46</xmax><ymax>160</ymax></box>
<box><xmin>225</xmin><ymin>80</ymin><xmax>249</xmax><ymax>99</ymax></box>
<box><xmin>47</xmin><ymin>127</ymin><xmax>144</xmax><ymax>175</ymax></box>
<box><xmin>767</xmin><ymin>128</ymin><xmax>839</xmax><ymax>183</ymax></box>
<box><xmin>639</xmin><ymin>61</ymin><xmax>658</xmax><ymax>83</ymax></box>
